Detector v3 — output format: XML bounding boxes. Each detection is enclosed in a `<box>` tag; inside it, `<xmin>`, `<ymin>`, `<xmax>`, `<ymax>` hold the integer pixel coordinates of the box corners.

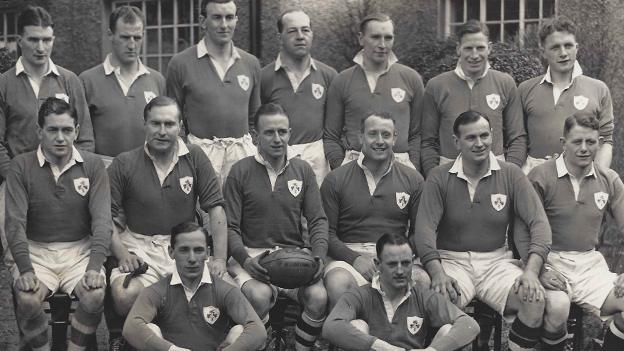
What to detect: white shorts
<box><xmin>546</xmin><ymin>250</ymin><xmax>618</xmax><ymax>312</ymax></box>
<box><xmin>521</xmin><ymin>155</ymin><xmax>547</xmax><ymax>175</ymax></box>
<box><xmin>9</xmin><ymin>237</ymin><xmax>104</xmax><ymax>294</ymax></box>
<box><xmin>110</xmin><ymin>229</ymin><xmax>174</xmax><ymax>287</ymax></box>
<box><xmin>188</xmin><ymin>133</ymin><xmax>256</xmax><ymax>186</ymax></box>
<box><xmin>341</xmin><ymin>150</ymin><xmax>417</xmax><ymax>170</ymax></box>
<box><xmin>325</xmin><ymin>243</ymin><xmax>430</xmax><ymax>286</ymax></box>
<box><xmin>288</xmin><ymin>139</ymin><xmax>330</xmax><ymax>186</ymax></box>
<box><xmin>435</xmin><ymin>247</ymin><xmax>523</xmax><ymax>318</ymax></box>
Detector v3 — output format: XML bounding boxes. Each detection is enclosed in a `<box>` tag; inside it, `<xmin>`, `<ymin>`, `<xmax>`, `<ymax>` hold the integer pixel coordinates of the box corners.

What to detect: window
<box><xmin>0</xmin><ymin>11</ymin><xmax>20</xmax><ymax>52</ymax></box>
<box><xmin>112</xmin><ymin>0</ymin><xmax>202</xmax><ymax>73</ymax></box>
<box><xmin>443</xmin><ymin>0</ymin><xmax>556</xmax><ymax>46</ymax></box>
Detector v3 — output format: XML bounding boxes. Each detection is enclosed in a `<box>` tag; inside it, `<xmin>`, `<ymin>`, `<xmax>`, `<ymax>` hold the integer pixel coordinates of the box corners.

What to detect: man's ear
<box><xmin>75</xmin><ymin>124</ymin><xmax>80</xmax><ymax>140</ymax></box>
<box><xmin>453</xmin><ymin>134</ymin><xmax>460</xmax><ymax>151</ymax></box>
<box><xmin>168</xmin><ymin>245</ymin><xmax>175</xmax><ymax>259</ymax></box>
<box><xmin>374</xmin><ymin>257</ymin><xmax>380</xmax><ymax>269</ymax></box>
<box><xmin>358</xmin><ymin>31</ymin><xmax>364</xmax><ymax>47</ymax></box>
<box><xmin>599</xmin><ymin>136</ymin><xmax>605</xmax><ymax>147</ymax></box>
<box><xmin>560</xmin><ymin>136</ymin><xmax>566</xmax><ymax>147</ymax></box>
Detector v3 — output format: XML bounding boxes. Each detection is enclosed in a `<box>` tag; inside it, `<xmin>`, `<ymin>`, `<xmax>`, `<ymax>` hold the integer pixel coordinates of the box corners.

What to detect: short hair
<box><xmin>539</xmin><ymin>16</ymin><xmax>577</xmax><ymax>45</ymax></box>
<box><xmin>457</xmin><ymin>19</ymin><xmax>489</xmax><ymax>41</ymax></box>
<box><xmin>109</xmin><ymin>5</ymin><xmax>145</xmax><ymax>32</ymax></box>
<box><xmin>277</xmin><ymin>9</ymin><xmax>309</xmax><ymax>33</ymax></box>
<box><xmin>143</xmin><ymin>96</ymin><xmax>180</xmax><ymax>121</ymax></box>
<box><xmin>199</xmin><ymin>0</ymin><xmax>236</xmax><ymax>18</ymax></box>
<box><xmin>563</xmin><ymin>115</ymin><xmax>599</xmax><ymax>138</ymax></box>
<box><xmin>18</xmin><ymin>6</ymin><xmax>53</xmax><ymax>35</ymax></box>
<box><xmin>376</xmin><ymin>233</ymin><xmax>409</xmax><ymax>259</ymax></box>
<box><xmin>359</xmin><ymin>13</ymin><xmax>392</xmax><ymax>34</ymax></box>
<box><xmin>360</xmin><ymin>112</ymin><xmax>396</xmax><ymax>133</ymax></box>
<box><xmin>170</xmin><ymin>221</ymin><xmax>209</xmax><ymax>248</ymax></box>
<box><xmin>453</xmin><ymin>110</ymin><xmax>491</xmax><ymax>136</ymax></box>
<box><xmin>38</xmin><ymin>97</ymin><xmax>77</xmax><ymax>128</ymax></box>
<box><xmin>253</xmin><ymin>103</ymin><xmax>288</xmax><ymax>130</ymax></box>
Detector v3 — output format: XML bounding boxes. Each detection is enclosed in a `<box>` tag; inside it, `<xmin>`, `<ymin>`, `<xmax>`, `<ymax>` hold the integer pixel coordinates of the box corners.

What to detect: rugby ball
<box><xmin>259</xmin><ymin>248</ymin><xmax>319</xmax><ymax>289</ymax></box>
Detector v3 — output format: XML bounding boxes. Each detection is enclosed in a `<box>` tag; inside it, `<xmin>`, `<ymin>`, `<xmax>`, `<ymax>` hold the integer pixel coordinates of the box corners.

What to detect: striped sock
<box><xmin>19</xmin><ymin>308</ymin><xmax>49</xmax><ymax>350</ymax></box>
<box><xmin>508</xmin><ymin>318</ymin><xmax>540</xmax><ymax>351</ymax></box>
<box><xmin>541</xmin><ymin>328</ymin><xmax>568</xmax><ymax>351</ymax></box>
<box><xmin>603</xmin><ymin>320</ymin><xmax>624</xmax><ymax>351</ymax></box>
<box><xmin>67</xmin><ymin>305</ymin><xmax>102</xmax><ymax>351</ymax></box>
<box><xmin>294</xmin><ymin>312</ymin><xmax>324</xmax><ymax>351</ymax></box>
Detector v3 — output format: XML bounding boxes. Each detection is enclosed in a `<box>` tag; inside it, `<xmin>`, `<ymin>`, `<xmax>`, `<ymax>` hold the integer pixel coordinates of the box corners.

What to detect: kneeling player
<box><xmin>123</xmin><ymin>222</ymin><xmax>266</xmax><ymax>351</ymax></box>
<box><xmin>517</xmin><ymin>115</ymin><xmax>624</xmax><ymax>351</ymax></box>
<box><xmin>225</xmin><ymin>103</ymin><xmax>328</xmax><ymax>350</ymax></box>
<box><xmin>6</xmin><ymin>98</ymin><xmax>111</xmax><ymax>350</ymax></box>
<box><xmin>413</xmin><ymin>110</ymin><xmax>568</xmax><ymax>351</ymax></box>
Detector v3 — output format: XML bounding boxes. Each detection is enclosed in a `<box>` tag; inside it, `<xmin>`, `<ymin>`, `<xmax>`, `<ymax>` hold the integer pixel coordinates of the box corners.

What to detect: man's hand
<box><xmin>514</xmin><ymin>270</ymin><xmax>544</xmax><ymax>302</ymax></box>
<box><xmin>614</xmin><ymin>274</ymin><xmax>624</xmax><ymax>298</ymax></box>
<box><xmin>539</xmin><ymin>268</ymin><xmax>567</xmax><ymax>291</ymax></box>
<box><xmin>117</xmin><ymin>251</ymin><xmax>144</xmax><ymax>273</ymax></box>
<box><xmin>15</xmin><ymin>271</ymin><xmax>40</xmax><ymax>292</ymax></box>
<box><xmin>82</xmin><ymin>270</ymin><xmax>106</xmax><ymax>290</ymax></box>
<box><xmin>430</xmin><ymin>271</ymin><xmax>461</xmax><ymax>303</ymax></box>
<box><xmin>353</xmin><ymin>255</ymin><xmax>376</xmax><ymax>281</ymax></box>
<box><xmin>242</xmin><ymin>251</ymin><xmax>270</xmax><ymax>283</ymax></box>
<box><xmin>207</xmin><ymin>258</ymin><xmax>227</xmax><ymax>278</ymax></box>
<box><xmin>168</xmin><ymin>346</ymin><xmax>191</xmax><ymax>351</ymax></box>
<box><xmin>308</xmin><ymin>256</ymin><xmax>325</xmax><ymax>285</ymax></box>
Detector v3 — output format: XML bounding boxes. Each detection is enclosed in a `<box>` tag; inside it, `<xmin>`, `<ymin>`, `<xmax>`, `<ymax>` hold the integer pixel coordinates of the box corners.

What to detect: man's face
<box><xmin>144</xmin><ymin>104</ymin><xmax>181</xmax><ymax>154</ymax></box>
<box><xmin>38</xmin><ymin>112</ymin><xmax>78</xmax><ymax>164</ymax></box>
<box><xmin>453</xmin><ymin>117</ymin><xmax>492</xmax><ymax>164</ymax></box>
<box><xmin>109</xmin><ymin>18</ymin><xmax>144</xmax><ymax>66</ymax></box>
<box><xmin>201</xmin><ymin>1</ymin><xmax>237</xmax><ymax>46</ymax></box>
<box><xmin>360</xmin><ymin>116</ymin><xmax>396</xmax><ymax>163</ymax></box>
<box><xmin>542</xmin><ymin>31</ymin><xmax>577</xmax><ymax>76</ymax></box>
<box><xmin>18</xmin><ymin>25</ymin><xmax>54</xmax><ymax>68</ymax></box>
<box><xmin>169</xmin><ymin>230</ymin><xmax>208</xmax><ymax>283</ymax></box>
<box><xmin>280</xmin><ymin>11</ymin><xmax>312</xmax><ymax>59</ymax></box>
<box><xmin>561</xmin><ymin>125</ymin><xmax>600</xmax><ymax>169</ymax></box>
<box><xmin>256</xmin><ymin>113</ymin><xmax>290</xmax><ymax>163</ymax></box>
<box><xmin>358</xmin><ymin>20</ymin><xmax>394</xmax><ymax>67</ymax></box>
<box><xmin>376</xmin><ymin>243</ymin><xmax>413</xmax><ymax>291</ymax></box>
<box><xmin>457</xmin><ymin>32</ymin><xmax>490</xmax><ymax>79</ymax></box>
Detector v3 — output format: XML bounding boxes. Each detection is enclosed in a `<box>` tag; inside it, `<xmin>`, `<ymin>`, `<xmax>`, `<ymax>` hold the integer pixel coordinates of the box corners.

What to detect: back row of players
<box><xmin>1</xmin><ymin>1</ymin><xmax>621</xmax><ymax>351</ymax></box>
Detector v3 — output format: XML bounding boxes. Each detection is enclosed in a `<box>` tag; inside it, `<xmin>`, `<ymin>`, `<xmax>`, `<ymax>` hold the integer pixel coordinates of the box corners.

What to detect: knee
<box><xmin>146</xmin><ymin>323</ymin><xmax>163</xmax><ymax>338</ymax></box>
<box><xmin>15</xmin><ymin>291</ymin><xmax>44</xmax><ymax>316</ymax></box>
<box><xmin>78</xmin><ymin>287</ymin><xmax>105</xmax><ymax>313</ymax></box>
<box><xmin>518</xmin><ymin>298</ymin><xmax>546</xmax><ymax>325</ymax></box>
<box><xmin>325</xmin><ymin>269</ymin><xmax>356</xmax><ymax>298</ymax></box>
<box><xmin>111</xmin><ymin>278</ymin><xmax>143</xmax><ymax>315</ymax></box>
<box><xmin>350</xmin><ymin>320</ymin><xmax>369</xmax><ymax>334</ymax></box>
<box><xmin>544</xmin><ymin>291</ymin><xmax>571</xmax><ymax>327</ymax></box>
<box><xmin>241</xmin><ymin>282</ymin><xmax>273</xmax><ymax>316</ymax></box>
<box><xmin>302</xmin><ymin>283</ymin><xmax>328</xmax><ymax>317</ymax></box>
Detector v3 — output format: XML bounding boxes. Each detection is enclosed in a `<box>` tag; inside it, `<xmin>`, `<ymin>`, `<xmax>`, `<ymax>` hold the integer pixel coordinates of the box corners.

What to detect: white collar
<box><xmin>197</xmin><ymin>38</ymin><xmax>241</xmax><ymax>60</ymax></box>
<box><xmin>454</xmin><ymin>61</ymin><xmax>491</xmax><ymax>81</ymax></box>
<box><xmin>170</xmin><ymin>264</ymin><xmax>212</xmax><ymax>286</ymax></box>
<box><xmin>540</xmin><ymin>61</ymin><xmax>584</xmax><ymax>85</ymax></box>
<box><xmin>449</xmin><ymin>151</ymin><xmax>501</xmax><ymax>178</ymax></box>
<box><xmin>144</xmin><ymin>137</ymin><xmax>190</xmax><ymax>159</ymax></box>
<box><xmin>274</xmin><ymin>53</ymin><xmax>317</xmax><ymax>72</ymax></box>
<box><xmin>352</xmin><ymin>50</ymin><xmax>398</xmax><ymax>73</ymax></box>
<box><xmin>371</xmin><ymin>274</ymin><xmax>411</xmax><ymax>299</ymax></box>
<box><xmin>356</xmin><ymin>151</ymin><xmax>394</xmax><ymax>177</ymax></box>
<box><xmin>254</xmin><ymin>150</ymin><xmax>298</xmax><ymax>171</ymax></box>
<box><xmin>36</xmin><ymin>145</ymin><xmax>83</xmax><ymax>167</ymax></box>
<box><xmin>103</xmin><ymin>54</ymin><xmax>149</xmax><ymax>76</ymax></box>
<box><xmin>16</xmin><ymin>57</ymin><xmax>60</xmax><ymax>77</ymax></box>
<box><xmin>555</xmin><ymin>153</ymin><xmax>596</xmax><ymax>179</ymax></box>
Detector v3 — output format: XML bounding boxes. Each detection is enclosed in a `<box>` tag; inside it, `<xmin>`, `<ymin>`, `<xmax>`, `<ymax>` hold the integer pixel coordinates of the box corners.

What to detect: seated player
<box><xmin>123</xmin><ymin>222</ymin><xmax>266</xmax><ymax>351</ymax></box>
<box><xmin>225</xmin><ymin>103</ymin><xmax>328</xmax><ymax>350</ymax></box>
<box><xmin>321</xmin><ymin>112</ymin><xmax>425</xmax><ymax>306</ymax></box>
<box><xmin>107</xmin><ymin>96</ymin><xmax>228</xmax><ymax>347</ymax></box>
<box><xmin>6</xmin><ymin>97</ymin><xmax>111</xmax><ymax>351</ymax></box>
<box><xmin>413</xmin><ymin>110</ymin><xmax>569</xmax><ymax>351</ymax></box>
<box><xmin>516</xmin><ymin>115</ymin><xmax>624</xmax><ymax>351</ymax></box>
<box><xmin>323</xmin><ymin>232</ymin><xmax>479</xmax><ymax>351</ymax></box>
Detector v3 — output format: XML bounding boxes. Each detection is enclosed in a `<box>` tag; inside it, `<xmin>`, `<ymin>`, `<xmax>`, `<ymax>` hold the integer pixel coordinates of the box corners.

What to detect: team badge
<box><xmin>55</xmin><ymin>93</ymin><xmax>70</xmax><ymax>103</ymax></box>
<box><xmin>180</xmin><ymin>176</ymin><xmax>193</xmax><ymax>194</ymax></box>
<box><xmin>574</xmin><ymin>95</ymin><xmax>589</xmax><ymax>110</ymax></box>
<box><xmin>203</xmin><ymin>306</ymin><xmax>220</xmax><ymax>324</ymax></box>
<box><xmin>594</xmin><ymin>191</ymin><xmax>609</xmax><ymax>210</ymax></box>
<box><xmin>391</xmin><ymin>88</ymin><xmax>405</xmax><ymax>103</ymax></box>
<box><xmin>486</xmin><ymin>94</ymin><xmax>500</xmax><ymax>110</ymax></box>
<box><xmin>237</xmin><ymin>75</ymin><xmax>250</xmax><ymax>91</ymax></box>
<box><xmin>311</xmin><ymin>83</ymin><xmax>324</xmax><ymax>100</ymax></box>
<box><xmin>396</xmin><ymin>192</ymin><xmax>410</xmax><ymax>209</ymax></box>
<box><xmin>407</xmin><ymin>316</ymin><xmax>423</xmax><ymax>335</ymax></box>
<box><xmin>144</xmin><ymin>91</ymin><xmax>156</xmax><ymax>103</ymax></box>
<box><xmin>73</xmin><ymin>178</ymin><xmax>90</xmax><ymax>196</ymax></box>
<box><xmin>288</xmin><ymin>179</ymin><xmax>303</xmax><ymax>197</ymax></box>
<box><xmin>491</xmin><ymin>193</ymin><xmax>507</xmax><ymax>211</ymax></box>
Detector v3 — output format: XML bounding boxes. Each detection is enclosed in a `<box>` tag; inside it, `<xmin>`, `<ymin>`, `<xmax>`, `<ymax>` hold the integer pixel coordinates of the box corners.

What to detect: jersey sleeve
<box><xmin>501</xmin><ymin>78</ymin><xmax>527</xmax><ymax>167</ymax></box>
<box><xmin>412</xmin><ymin>170</ymin><xmax>446</xmax><ymax>264</ymax></box>
<box><xmin>107</xmin><ymin>156</ymin><xmax>127</xmax><ymax>232</ymax></box>
<box><xmin>322</xmin><ymin>290</ymin><xmax>376</xmax><ymax>351</ymax></box>
<box><xmin>123</xmin><ymin>285</ymin><xmax>173</xmax><ymax>351</ymax></box>
<box><xmin>0</xmin><ymin>76</ymin><xmax>12</xmax><ymax>179</ymax></box>
<box><xmin>218</xmin><ymin>279</ymin><xmax>267</xmax><ymax>351</ymax></box>
<box><xmin>597</xmin><ymin>84</ymin><xmax>615</xmax><ymax>145</ymax></box>
<box><xmin>324</xmin><ymin>74</ymin><xmax>347</xmax><ymax>169</ymax></box>
<box><xmin>85</xmin><ymin>156</ymin><xmax>112</xmax><ymax>271</ymax></box>
<box><xmin>407</xmin><ymin>72</ymin><xmax>425</xmax><ymax>172</ymax></box>
<box><xmin>192</xmin><ymin>147</ymin><xmax>225</xmax><ymax>210</ymax></box>
<box><xmin>224</xmin><ymin>165</ymin><xmax>249</xmax><ymax>265</ymax></box>
<box><xmin>68</xmin><ymin>72</ymin><xmax>95</xmax><ymax>153</ymax></box>
<box><xmin>420</xmin><ymin>85</ymin><xmax>441</xmax><ymax>177</ymax></box>
<box><xmin>302</xmin><ymin>164</ymin><xmax>329</xmax><ymax>258</ymax></box>
<box><xmin>5</xmin><ymin>158</ymin><xmax>33</xmax><ymax>274</ymax></box>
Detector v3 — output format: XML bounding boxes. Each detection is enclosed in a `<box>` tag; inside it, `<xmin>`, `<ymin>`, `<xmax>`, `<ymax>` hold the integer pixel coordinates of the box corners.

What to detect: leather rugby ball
<box><xmin>259</xmin><ymin>248</ymin><xmax>318</xmax><ymax>289</ymax></box>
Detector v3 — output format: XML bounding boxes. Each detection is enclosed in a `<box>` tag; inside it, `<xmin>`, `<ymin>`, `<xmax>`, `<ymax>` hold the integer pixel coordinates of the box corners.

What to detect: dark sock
<box><xmin>541</xmin><ymin>328</ymin><xmax>568</xmax><ymax>351</ymax></box>
<box><xmin>603</xmin><ymin>321</ymin><xmax>624</xmax><ymax>351</ymax></box>
<box><xmin>508</xmin><ymin>318</ymin><xmax>541</xmax><ymax>351</ymax></box>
